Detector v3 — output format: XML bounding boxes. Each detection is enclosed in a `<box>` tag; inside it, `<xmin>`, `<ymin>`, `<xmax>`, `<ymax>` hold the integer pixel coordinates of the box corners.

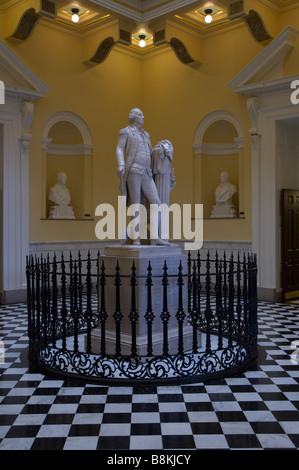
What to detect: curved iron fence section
<box><xmin>26</xmin><ymin>251</ymin><xmax>258</xmax><ymax>384</ymax></box>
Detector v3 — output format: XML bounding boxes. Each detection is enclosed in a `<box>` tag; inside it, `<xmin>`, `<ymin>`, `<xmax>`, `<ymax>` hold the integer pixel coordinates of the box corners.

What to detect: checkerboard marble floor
<box><xmin>0</xmin><ymin>300</ymin><xmax>299</xmax><ymax>450</ymax></box>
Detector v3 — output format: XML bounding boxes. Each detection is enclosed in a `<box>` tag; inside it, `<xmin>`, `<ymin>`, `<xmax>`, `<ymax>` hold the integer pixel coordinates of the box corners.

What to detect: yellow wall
<box><xmin>280</xmin><ymin>7</ymin><xmax>299</xmax><ymax>77</ymax></box>
<box><xmin>48</xmin><ymin>121</ymin><xmax>84</xmax><ymax>145</ymax></box>
<box><xmin>1</xmin><ymin>1</ymin><xmax>299</xmax><ymax>244</ymax></box>
<box><xmin>1</xmin><ymin>22</ymin><xmax>142</xmax><ymax>241</ymax></box>
<box><xmin>141</xmin><ymin>22</ymin><xmax>261</xmax><ymax>240</ymax></box>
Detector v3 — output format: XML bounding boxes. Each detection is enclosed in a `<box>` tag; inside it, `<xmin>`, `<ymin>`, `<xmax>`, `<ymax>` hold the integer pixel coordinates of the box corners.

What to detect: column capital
<box><xmin>19</xmin><ymin>101</ymin><xmax>34</xmax><ymax>154</ymax></box>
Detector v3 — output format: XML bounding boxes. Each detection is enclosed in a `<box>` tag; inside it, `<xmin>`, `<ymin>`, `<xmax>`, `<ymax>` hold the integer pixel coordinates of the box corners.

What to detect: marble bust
<box><xmin>210</xmin><ymin>171</ymin><xmax>237</xmax><ymax>218</ymax></box>
<box><xmin>48</xmin><ymin>172</ymin><xmax>75</xmax><ymax>219</ymax></box>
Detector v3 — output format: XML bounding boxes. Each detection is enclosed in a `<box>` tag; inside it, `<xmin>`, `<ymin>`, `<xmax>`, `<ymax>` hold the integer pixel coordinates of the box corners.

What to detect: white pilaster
<box><xmin>0</xmin><ymin>40</ymin><xmax>49</xmax><ymax>302</ymax></box>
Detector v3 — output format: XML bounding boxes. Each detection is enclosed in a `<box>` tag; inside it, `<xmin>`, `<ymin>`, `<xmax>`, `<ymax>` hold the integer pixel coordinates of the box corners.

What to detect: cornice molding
<box><xmin>90</xmin><ymin>0</ymin><xmax>200</xmax><ymax>22</ymax></box>
<box><xmin>0</xmin><ymin>0</ymin><xmax>28</xmax><ymax>11</ymax></box>
<box><xmin>193</xmin><ymin>141</ymin><xmax>242</xmax><ymax>156</ymax></box>
<box><xmin>258</xmin><ymin>0</ymin><xmax>299</xmax><ymax>13</ymax></box>
<box><xmin>89</xmin><ymin>0</ymin><xmax>141</xmax><ymax>22</ymax></box>
<box><xmin>0</xmin><ymin>39</ymin><xmax>49</xmax><ymax>101</ymax></box>
<box><xmin>144</xmin><ymin>0</ymin><xmax>200</xmax><ymax>22</ymax></box>
<box><xmin>46</xmin><ymin>143</ymin><xmax>93</xmax><ymax>156</ymax></box>
<box><xmin>228</xmin><ymin>25</ymin><xmax>299</xmax><ymax>93</ymax></box>
<box><xmin>230</xmin><ymin>73</ymin><xmax>299</xmax><ymax>97</ymax></box>
<box><xmin>4</xmin><ymin>84</ymin><xmax>46</xmax><ymax>101</ymax></box>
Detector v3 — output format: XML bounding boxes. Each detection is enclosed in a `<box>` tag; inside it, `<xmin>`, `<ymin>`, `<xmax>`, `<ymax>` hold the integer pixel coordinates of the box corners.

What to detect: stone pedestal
<box><xmin>48</xmin><ymin>205</ymin><xmax>75</xmax><ymax>219</ymax></box>
<box><xmin>91</xmin><ymin>244</ymin><xmax>201</xmax><ymax>356</ymax></box>
<box><xmin>210</xmin><ymin>204</ymin><xmax>237</xmax><ymax>218</ymax></box>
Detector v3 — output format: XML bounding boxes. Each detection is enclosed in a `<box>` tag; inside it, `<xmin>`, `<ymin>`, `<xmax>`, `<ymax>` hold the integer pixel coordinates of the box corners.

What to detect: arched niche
<box><xmin>41</xmin><ymin>111</ymin><xmax>93</xmax><ymax>219</ymax></box>
<box><xmin>193</xmin><ymin>111</ymin><xmax>244</xmax><ymax>218</ymax></box>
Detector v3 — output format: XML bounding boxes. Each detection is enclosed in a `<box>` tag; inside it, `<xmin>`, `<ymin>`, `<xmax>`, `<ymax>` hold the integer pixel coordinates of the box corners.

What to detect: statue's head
<box><xmin>220</xmin><ymin>171</ymin><xmax>229</xmax><ymax>183</ymax></box>
<box><xmin>57</xmin><ymin>172</ymin><xmax>67</xmax><ymax>185</ymax></box>
<box><xmin>128</xmin><ymin>108</ymin><xmax>144</xmax><ymax>125</ymax></box>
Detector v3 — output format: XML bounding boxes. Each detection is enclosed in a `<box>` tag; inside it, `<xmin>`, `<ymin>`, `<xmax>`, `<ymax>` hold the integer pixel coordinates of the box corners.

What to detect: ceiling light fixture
<box><xmin>71</xmin><ymin>7</ymin><xmax>80</xmax><ymax>23</ymax></box>
<box><xmin>204</xmin><ymin>8</ymin><xmax>213</xmax><ymax>24</ymax></box>
<box><xmin>138</xmin><ymin>34</ymin><xmax>146</xmax><ymax>48</ymax></box>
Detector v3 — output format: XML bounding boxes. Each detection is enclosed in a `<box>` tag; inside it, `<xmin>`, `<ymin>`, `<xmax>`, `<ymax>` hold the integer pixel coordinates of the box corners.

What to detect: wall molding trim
<box><xmin>42</xmin><ymin>111</ymin><xmax>93</xmax><ymax>146</ymax></box>
<box><xmin>46</xmin><ymin>143</ymin><xmax>93</xmax><ymax>156</ymax></box>
<box><xmin>193</xmin><ymin>110</ymin><xmax>244</xmax><ymax>147</ymax></box>
<box><xmin>193</xmin><ymin>141</ymin><xmax>242</xmax><ymax>156</ymax></box>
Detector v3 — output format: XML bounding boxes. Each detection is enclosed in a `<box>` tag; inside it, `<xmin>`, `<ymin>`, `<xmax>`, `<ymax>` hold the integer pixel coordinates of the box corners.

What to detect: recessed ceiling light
<box><xmin>138</xmin><ymin>34</ymin><xmax>146</xmax><ymax>48</ymax></box>
<box><xmin>64</xmin><ymin>6</ymin><xmax>88</xmax><ymax>23</ymax></box>
<box><xmin>196</xmin><ymin>6</ymin><xmax>222</xmax><ymax>24</ymax></box>
<box><xmin>204</xmin><ymin>8</ymin><xmax>213</xmax><ymax>23</ymax></box>
<box><xmin>132</xmin><ymin>31</ymin><xmax>152</xmax><ymax>48</ymax></box>
<box><xmin>71</xmin><ymin>8</ymin><xmax>80</xmax><ymax>23</ymax></box>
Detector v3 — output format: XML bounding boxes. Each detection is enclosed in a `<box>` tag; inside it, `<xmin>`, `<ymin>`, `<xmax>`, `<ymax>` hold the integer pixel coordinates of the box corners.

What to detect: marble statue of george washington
<box><xmin>116</xmin><ymin>108</ymin><xmax>169</xmax><ymax>245</ymax></box>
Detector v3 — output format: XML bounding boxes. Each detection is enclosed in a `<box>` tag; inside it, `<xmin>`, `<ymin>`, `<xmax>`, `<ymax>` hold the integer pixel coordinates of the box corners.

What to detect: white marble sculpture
<box><xmin>91</xmin><ymin>111</ymin><xmax>201</xmax><ymax>358</ymax></box>
<box><xmin>116</xmin><ymin>108</ymin><xmax>169</xmax><ymax>244</ymax></box>
<box><xmin>152</xmin><ymin>140</ymin><xmax>176</xmax><ymax>241</ymax></box>
<box><xmin>210</xmin><ymin>171</ymin><xmax>237</xmax><ymax>218</ymax></box>
<box><xmin>48</xmin><ymin>171</ymin><xmax>75</xmax><ymax>219</ymax></box>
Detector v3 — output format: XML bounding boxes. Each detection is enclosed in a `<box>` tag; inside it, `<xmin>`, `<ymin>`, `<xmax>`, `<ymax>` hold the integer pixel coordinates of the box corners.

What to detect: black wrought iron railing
<box><xmin>26</xmin><ymin>250</ymin><xmax>258</xmax><ymax>385</ymax></box>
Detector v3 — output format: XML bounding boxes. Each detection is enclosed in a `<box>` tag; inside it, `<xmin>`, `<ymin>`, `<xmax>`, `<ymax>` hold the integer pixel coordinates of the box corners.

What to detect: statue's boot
<box><xmin>150</xmin><ymin>238</ymin><xmax>170</xmax><ymax>246</ymax></box>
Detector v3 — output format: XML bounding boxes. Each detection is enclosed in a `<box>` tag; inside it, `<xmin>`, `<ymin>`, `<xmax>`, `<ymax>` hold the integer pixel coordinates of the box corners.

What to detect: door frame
<box><xmin>281</xmin><ymin>189</ymin><xmax>299</xmax><ymax>300</ymax></box>
<box><xmin>252</xmin><ymin>104</ymin><xmax>299</xmax><ymax>301</ymax></box>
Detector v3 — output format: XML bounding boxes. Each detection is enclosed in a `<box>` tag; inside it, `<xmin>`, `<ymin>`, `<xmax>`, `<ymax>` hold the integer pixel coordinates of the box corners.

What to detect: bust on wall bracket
<box><xmin>210</xmin><ymin>171</ymin><xmax>237</xmax><ymax>218</ymax></box>
<box><xmin>48</xmin><ymin>171</ymin><xmax>75</xmax><ymax>219</ymax></box>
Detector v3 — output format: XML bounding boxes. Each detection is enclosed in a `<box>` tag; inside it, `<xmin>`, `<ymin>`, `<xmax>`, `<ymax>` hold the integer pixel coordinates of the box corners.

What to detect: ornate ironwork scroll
<box><xmin>26</xmin><ymin>250</ymin><xmax>258</xmax><ymax>385</ymax></box>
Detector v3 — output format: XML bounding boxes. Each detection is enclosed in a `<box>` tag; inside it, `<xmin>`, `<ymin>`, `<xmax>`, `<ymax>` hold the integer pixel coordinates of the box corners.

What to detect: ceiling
<box><xmin>50</xmin><ymin>0</ymin><xmax>299</xmax><ymax>22</ymax></box>
<box><xmin>49</xmin><ymin>0</ymin><xmax>299</xmax><ymax>28</ymax></box>
<box><xmin>55</xmin><ymin>0</ymin><xmax>230</xmax><ymax>29</ymax></box>
<box><xmin>2</xmin><ymin>0</ymin><xmax>299</xmax><ymax>28</ymax></box>
<box><xmin>1</xmin><ymin>0</ymin><xmax>299</xmax><ymax>50</ymax></box>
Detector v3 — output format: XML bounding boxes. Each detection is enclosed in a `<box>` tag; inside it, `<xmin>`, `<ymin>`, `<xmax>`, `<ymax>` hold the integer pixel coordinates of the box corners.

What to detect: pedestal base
<box><xmin>48</xmin><ymin>205</ymin><xmax>75</xmax><ymax>219</ymax></box>
<box><xmin>91</xmin><ymin>245</ymin><xmax>201</xmax><ymax>356</ymax></box>
<box><xmin>90</xmin><ymin>325</ymin><xmax>197</xmax><ymax>356</ymax></box>
<box><xmin>210</xmin><ymin>204</ymin><xmax>237</xmax><ymax>218</ymax></box>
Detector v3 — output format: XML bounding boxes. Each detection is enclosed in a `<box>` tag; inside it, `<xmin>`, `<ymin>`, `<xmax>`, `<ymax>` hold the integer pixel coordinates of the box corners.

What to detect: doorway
<box><xmin>0</xmin><ymin>125</ymin><xmax>3</xmax><ymax>301</ymax></box>
<box><xmin>281</xmin><ymin>189</ymin><xmax>299</xmax><ymax>300</ymax></box>
<box><xmin>277</xmin><ymin>118</ymin><xmax>299</xmax><ymax>301</ymax></box>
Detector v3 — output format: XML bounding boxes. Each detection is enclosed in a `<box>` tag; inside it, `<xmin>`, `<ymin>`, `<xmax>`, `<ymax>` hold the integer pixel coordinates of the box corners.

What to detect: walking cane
<box><xmin>119</xmin><ymin>171</ymin><xmax>126</xmax><ymax>244</ymax></box>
